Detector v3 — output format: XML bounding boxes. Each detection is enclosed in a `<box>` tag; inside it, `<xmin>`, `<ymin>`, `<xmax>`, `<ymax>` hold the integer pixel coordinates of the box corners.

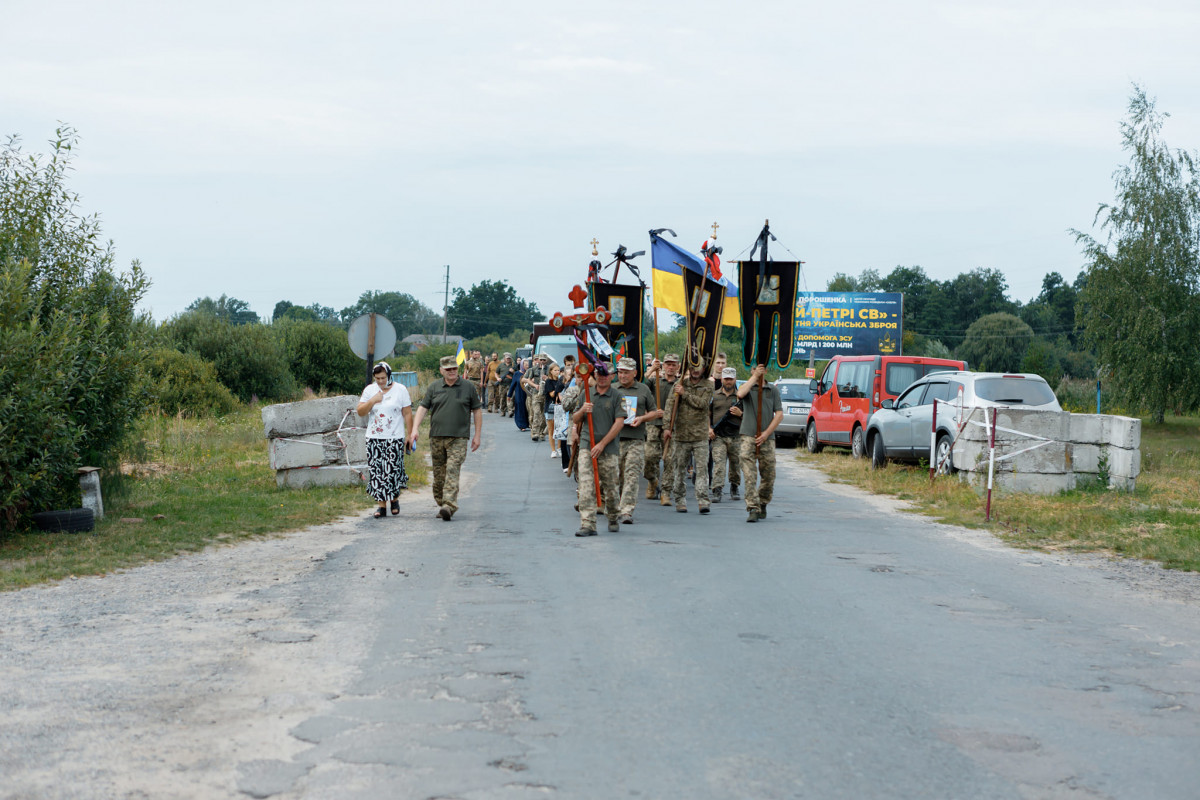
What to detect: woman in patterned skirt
<box><xmin>356</xmin><ymin>362</ymin><xmax>413</xmax><ymax>518</ymax></box>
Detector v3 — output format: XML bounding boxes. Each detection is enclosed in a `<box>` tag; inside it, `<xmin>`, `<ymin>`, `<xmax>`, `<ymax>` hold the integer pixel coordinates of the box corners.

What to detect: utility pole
<box><xmin>441</xmin><ymin>265</ymin><xmax>450</xmax><ymax>342</ymax></box>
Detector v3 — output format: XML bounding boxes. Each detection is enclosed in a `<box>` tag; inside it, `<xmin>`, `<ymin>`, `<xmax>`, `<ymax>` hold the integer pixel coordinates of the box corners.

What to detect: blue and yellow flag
<box><xmin>650</xmin><ymin>234</ymin><xmax>741</xmax><ymax>327</ymax></box>
<box><xmin>455</xmin><ymin>339</ymin><xmax>466</xmax><ymax>366</ymax></box>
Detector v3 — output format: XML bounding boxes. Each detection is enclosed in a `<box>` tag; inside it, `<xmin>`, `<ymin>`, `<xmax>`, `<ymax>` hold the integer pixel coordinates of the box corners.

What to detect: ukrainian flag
<box><xmin>455</xmin><ymin>339</ymin><xmax>466</xmax><ymax>366</ymax></box>
<box><xmin>650</xmin><ymin>234</ymin><xmax>741</xmax><ymax>327</ymax></box>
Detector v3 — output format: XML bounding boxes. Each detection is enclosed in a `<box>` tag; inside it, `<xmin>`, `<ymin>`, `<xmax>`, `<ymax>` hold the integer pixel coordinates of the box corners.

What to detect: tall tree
<box><xmin>186</xmin><ymin>294</ymin><xmax>259</xmax><ymax>325</ymax></box>
<box><xmin>956</xmin><ymin>312</ymin><xmax>1034</xmax><ymax>372</ymax></box>
<box><xmin>1074</xmin><ymin>85</ymin><xmax>1200</xmax><ymax>423</ymax></box>
<box><xmin>338</xmin><ymin>291</ymin><xmax>441</xmax><ymax>341</ymax></box>
<box><xmin>447</xmin><ymin>280</ymin><xmax>541</xmax><ymax>339</ymax></box>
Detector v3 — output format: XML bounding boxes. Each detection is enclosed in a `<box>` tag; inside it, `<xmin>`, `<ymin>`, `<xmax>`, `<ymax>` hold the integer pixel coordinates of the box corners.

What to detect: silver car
<box><xmin>773</xmin><ymin>379</ymin><xmax>815</xmax><ymax>447</ymax></box>
<box><xmin>865</xmin><ymin>371</ymin><xmax>1062</xmax><ymax>471</ymax></box>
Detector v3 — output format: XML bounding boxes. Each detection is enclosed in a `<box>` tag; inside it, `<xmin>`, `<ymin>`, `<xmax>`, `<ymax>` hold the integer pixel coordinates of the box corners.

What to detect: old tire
<box><xmin>870</xmin><ymin>432</ymin><xmax>887</xmax><ymax>470</ymax></box>
<box><xmin>806</xmin><ymin>422</ymin><xmax>824</xmax><ymax>454</ymax></box>
<box><xmin>851</xmin><ymin>425</ymin><xmax>866</xmax><ymax>458</ymax></box>
<box><xmin>935</xmin><ymin>433</ymin><xmax>956</xmax><ymax>475</ymax></box>
<box><xmin>32</xmin><ymin>508</ymin><xmax>95</xmax><ymax>533</ymax></box>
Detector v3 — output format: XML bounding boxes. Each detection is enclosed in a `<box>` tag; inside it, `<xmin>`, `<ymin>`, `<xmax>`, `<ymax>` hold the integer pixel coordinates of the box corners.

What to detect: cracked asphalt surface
<box><xmin>2</xmin><ymin>420</ymin><xmax>1199</xmax><ymax>799</ymax></box>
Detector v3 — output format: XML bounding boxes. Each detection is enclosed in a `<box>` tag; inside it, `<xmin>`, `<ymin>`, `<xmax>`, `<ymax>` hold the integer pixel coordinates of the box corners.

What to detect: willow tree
<box><xmin>1074</xmin><ymin>86</ymin><xmax>1200</xmax><ymax>423</ymax></box>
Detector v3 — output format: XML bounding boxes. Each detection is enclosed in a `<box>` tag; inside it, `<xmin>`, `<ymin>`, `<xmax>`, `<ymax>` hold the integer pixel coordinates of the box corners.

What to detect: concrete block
<box><xmin>962</xmin><ymin>470</ymin><xmax>1076</xmax><ymax>495</ymax></box>
<box><xmin>1067</xmin><ymin>414</ymin><xmax>1105</xmax><ymax>444</ymax></box>
<box><xmin>1068</xmin><ymin>443</ymin><xmax>1103</xmax><ymax>474</ymax></box>
<box><xmin>275</xmin><ymin>464</ymin><xmax>367</xmax><ymax>489</ymax></box>
<box><xmin>958</xmin><ymin>408</ymin><xmax>1067</xmax><ymax>443</ymax></box>
<box><xmin>268</xmin><ymin>429</ymin><xmax>367</xmax><ymax>470</ymax></box>
<box><xmin>954</xmin><ymin>438</ymin><xmax>1069</xmax><ymax>475</ymax></box>
<box><xmin>1104</xmin><ymin>415</ymin><xmax>1141</xmax><ymax>450</ymax></box>
<box><xmin>1107</xmin><ymin>446</ymin><xmax>1141</xmax><ymax>479</ymax></box>
<box><xmin>262</xmin><ymin>395</ymin><xmax>363</xmax><ymax>439</ymax></box>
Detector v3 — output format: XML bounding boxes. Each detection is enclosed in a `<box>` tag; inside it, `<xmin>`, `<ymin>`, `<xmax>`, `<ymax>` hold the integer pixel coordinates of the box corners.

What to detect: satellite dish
<box><xmin>347</xmin><ymin>313</ymin><xmax>397</xmax><ymax>360</ymax></box>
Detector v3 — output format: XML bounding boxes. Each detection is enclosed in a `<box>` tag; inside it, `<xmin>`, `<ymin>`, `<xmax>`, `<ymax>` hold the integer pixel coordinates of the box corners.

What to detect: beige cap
<box><xmin>721</xmin><ymin>367</ymin><xmax>737</xmax><ymax>379</ymax></box>
<box><xmin>439</xmin><ymin>355</ymin><xmax>458</xmax><ymax>368</ymax></box>
<box><xmin>663</xmin><ymin>353</ymin><xmax>681</xmax><ymax>363</ymax></box>
<box><xmin>617</xmin><ymin>357</ymin><xmax>637</xmax><ymax>371</ymax></box>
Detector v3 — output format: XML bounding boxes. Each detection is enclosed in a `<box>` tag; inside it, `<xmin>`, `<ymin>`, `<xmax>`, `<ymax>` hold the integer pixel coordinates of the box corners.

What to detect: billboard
<box><xmin>792</xmin><ymin>292</ymin><xmax>903</xmax><ymax>360</ymax></box>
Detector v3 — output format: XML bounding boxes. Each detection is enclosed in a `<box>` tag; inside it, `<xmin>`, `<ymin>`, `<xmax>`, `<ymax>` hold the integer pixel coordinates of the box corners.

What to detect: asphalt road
<box><xmin>245</xmin><ymin>419</ymin><xmax>1200</xmax><ymax>799</ymax></box>
<box><xmin>3</xmin><ymin>417</ymin><xmax>1198</xmax><ymax>799</ymax></box>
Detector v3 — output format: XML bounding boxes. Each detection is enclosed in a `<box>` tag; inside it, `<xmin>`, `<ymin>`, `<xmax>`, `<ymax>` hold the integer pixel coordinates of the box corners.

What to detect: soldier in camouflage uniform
<box><xmin>495</xmin><ymin>354</ymin><xmax>514</xmax><ymax>416</ymax></box>
<box><xmin>663</xmin><ymin>360</ymin><xmax>714</xmax><ymax>513</ymax></box>
<box><xmin>523</xmin><ymin>355</ymin><xmax>547</xmax><ymax>441</ymax></box>
<box><xmin>735</xmin><ymin>364</ymin><xmax>784</xmax><ymax>522</ymax></box>
<box><xmin>571</xmin><ymin>364</ymin><xmax>624</xmax><ymax>536</ymax></box>
<box><xmin>709</xmin><ymin>367</ymin><xmax>743</xmax><ymax>502</ymax></box>
<box><xmin>614</xmin><ymin>357</ymin><xmax>660</xmax><ymax>524</ymax></box>
<box><xmin>409</xmin><ymin>355</ymin><xmax>484</xmax><ymax>521</ymax></box>
<box><xmin>644</xmin><ymin>353</ymin><xmax>681</xmax><ymax>505</ymax></box>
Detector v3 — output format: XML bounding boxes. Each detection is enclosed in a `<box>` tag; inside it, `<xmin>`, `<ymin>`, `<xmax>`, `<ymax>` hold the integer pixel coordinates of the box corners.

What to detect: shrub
<box><xmin>0</xmin><ymin>128</ymin><xmax>148</xmax><ymax>530</ymax></box>
<box><xmin>273</xmin><ymin>318</ymin><xmax>363</xmax><ymax>395</ymax></box>
<box><xmin>142</xmin><ymin>347</ymin><xmax>238</xmax><ymax>417</ymax></box>
<box><xmin>162</xmin><ymin>313</ymin><xmax>297</xmax><ymax>402</ymax></box>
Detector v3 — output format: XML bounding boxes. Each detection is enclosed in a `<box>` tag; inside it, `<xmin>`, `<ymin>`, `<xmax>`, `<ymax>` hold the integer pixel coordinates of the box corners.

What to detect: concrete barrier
<box><xmin>262</xmin><ymin>396</ymin><xmax>368</xmax><ymax>488</ymax></box>
<box><xmin>950</xmin><ymin>407</ymin><xmax>1140</xmax><ymax>494</ymax></box>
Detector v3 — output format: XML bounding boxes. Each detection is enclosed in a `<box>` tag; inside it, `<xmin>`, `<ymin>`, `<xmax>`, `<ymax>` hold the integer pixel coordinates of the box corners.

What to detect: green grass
<box><xmin>0</xmin><ymin>402</ymin><xmax>429</xmax><ymax>591</ymax></box>
<box><xmin>797</xmin><ymin>416</ymin><xmax>1200</xmax><ymax>571</ymax></box>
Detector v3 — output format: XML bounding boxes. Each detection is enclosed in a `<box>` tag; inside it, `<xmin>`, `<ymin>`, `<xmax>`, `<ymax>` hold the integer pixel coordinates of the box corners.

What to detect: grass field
<box><xmin>0</xmin><ymin>402</ymin><xmax>429</xmax><ymax>591</ymax></box>
<box><xmin>798</xmin><ymin>415</ymin><xmax>1200</xmax><ymax>571</ymax></box>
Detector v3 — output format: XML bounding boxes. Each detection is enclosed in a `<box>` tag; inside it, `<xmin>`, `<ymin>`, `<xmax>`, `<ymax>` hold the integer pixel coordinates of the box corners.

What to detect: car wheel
<box><xmin>851</xmin><ymin>425</ymin><xmax>866</xmax><ymax>458</ymax></box>
<box><xmin>806</xmin><ymin>422</ymin><xmax>823</xmax><ymax>454</ymax></box>
<box><xmin>870</xmin><ymin>432</ymin><xmax>887</xmax><ymax>470</ymax></box>
<box><xmin>935</xmin><ymin>433</ymin><xmax>956</xmax><ymax>475</ymax></box>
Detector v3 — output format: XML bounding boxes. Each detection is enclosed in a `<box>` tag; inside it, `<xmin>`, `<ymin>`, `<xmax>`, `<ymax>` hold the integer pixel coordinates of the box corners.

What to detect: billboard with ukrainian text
<box><xmin>792</xmin><ymin>292</ymin><xmax>903</xmax><ymax>360</ymax></box>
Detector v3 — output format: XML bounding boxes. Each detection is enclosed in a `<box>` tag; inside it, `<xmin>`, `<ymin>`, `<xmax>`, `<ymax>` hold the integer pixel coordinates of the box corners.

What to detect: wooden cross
<box><xmin>568</xmin><ymin>284</ymin><xmax>589</xmax><ymax>308</ymax></box>
<box><xmin>590</xmin><ymin>238</ymin><xmax>599</xmax><ymax>256</ymax></box>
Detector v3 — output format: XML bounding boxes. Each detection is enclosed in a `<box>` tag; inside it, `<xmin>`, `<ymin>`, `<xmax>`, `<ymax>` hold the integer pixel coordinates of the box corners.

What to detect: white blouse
<box><xmin>359</xmin><ymin>383</ymin><xmax>412</xmax><ymax>440</ymax></box>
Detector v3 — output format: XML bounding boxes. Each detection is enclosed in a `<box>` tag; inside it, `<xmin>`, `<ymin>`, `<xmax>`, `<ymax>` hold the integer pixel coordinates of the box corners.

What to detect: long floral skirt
<box><xmin>366</xmin><ymin>438</ymin><xmax>409</xmax><ymax>502</ymax></box>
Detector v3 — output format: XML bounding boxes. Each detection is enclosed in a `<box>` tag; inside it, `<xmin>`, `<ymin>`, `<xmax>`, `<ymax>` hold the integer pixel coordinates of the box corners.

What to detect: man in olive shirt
<box><xmin>710</xmin><ymin>366</ymin><xmax>743</xmax><ymax>502</ymax></box>
<box><xmin>495</xmin><ymin>353</ymin><xmax>514</xmax><ymax>416</ymax></box>
<box><xmin>408</xmin><ymin>355</ymin><xmax>483</xmax><ymax>521</ymax></box>
<box><xmin>523</xmin><ymin>355</ymin><xmax>547</xmax><ymax>441</ymax></box>
<box><xmin>663</xmin><ymin>359</ymin><xmax>715</xmax><ymax>513</ymax></box>
<box><xmin>571</xmin><ymin>363</ymin><xmax>624</xmax><ymax>537</ymax></box>
<box><xmin>735</xmin><ymin>364</ymin><xmax>784</xmax><ymax>522</ymax></box>
<box><xmin>644</xmin><ymin>352</ymin><xmax>681</xmax><ymax>505</ymax></box>
<box><xmin>614</xmin><ymin>356</ymin><xmax>660</xmax><ymax>524</ymax></box>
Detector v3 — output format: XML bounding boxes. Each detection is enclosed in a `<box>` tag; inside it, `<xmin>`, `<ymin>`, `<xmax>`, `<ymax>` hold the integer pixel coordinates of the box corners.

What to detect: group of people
<box><xmin>355</xmin><ymin>348</ymin><xmax>785</xmax><ymax>537</ymax></box>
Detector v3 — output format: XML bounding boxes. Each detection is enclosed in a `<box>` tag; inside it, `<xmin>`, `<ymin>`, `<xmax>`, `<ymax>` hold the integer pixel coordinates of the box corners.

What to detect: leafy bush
<box><xmin>411</xmin><ymin>343</ymin><xmax>458</xmax><ymax>373</ymax></box>
<box><xmin>162</xmin><ymin>313</ymin><xmax>297</xmax><ymax>402</ymax></box>
<box><xmin>142</xmin><ymin>347</ymin><xmax>238</xmax><ymax>417</ymax></box>
<box><xmin>956</xmin><ymin>312</ymin><xmax>1034</xmax><ymax>372</ymax></box>
<box><xmin>0</xmin><ymin>128</ymin><xmax>148</xmax><ymax>530</ymax></box>
<box><xmin>273</xmin><ymin>318</ymin><xmax>364</xmax><ymax>395</ymax></box>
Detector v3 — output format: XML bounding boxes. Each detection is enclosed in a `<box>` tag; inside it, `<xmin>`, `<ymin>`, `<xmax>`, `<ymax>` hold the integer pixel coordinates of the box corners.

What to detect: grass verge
<box><xmin>795</xmin><ymin>416</ymin><xmax>1200</xmax><ymax>572</ymax></box>
<box><xmin>0</xmin><ymin>402</ymin><xmax>429</xmax><ymax>592</ymax></box>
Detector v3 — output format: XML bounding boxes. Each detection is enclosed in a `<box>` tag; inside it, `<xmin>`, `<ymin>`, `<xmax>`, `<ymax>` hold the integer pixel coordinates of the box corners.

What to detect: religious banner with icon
<box><xmin>737</xmin><ymin>260</ymin><xmax>800</xmax><ymax>369</ymax></box>
<box><xmin>681</xmin><ymin>259</ymin><xmax>727</xmax><ymax>372</ymax></box>
<box><xmin>587</xmin><ymin>282</ymin><xmax>645</xmax><ymax>379</ymax></box>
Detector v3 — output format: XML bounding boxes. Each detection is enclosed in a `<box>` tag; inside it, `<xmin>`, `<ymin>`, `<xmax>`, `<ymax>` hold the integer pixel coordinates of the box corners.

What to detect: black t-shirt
<box><xmin>543</xmin><ymin>378</ymin><xmax>563</xmax><ymax>411</ymax></box>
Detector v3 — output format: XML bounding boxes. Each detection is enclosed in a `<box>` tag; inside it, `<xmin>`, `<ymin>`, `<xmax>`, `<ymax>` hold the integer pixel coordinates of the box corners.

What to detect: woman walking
<box><xmin>356</xmin><ymin>362</ymin><xmax>413</xmax><ymax>518</ymax></box>
<box><xmin>509</xmin><ymin>358</ymin><xmax>530</xmax><ymax>431</ymax></box>
<box><xmin>543</xmin><ymin>363</ymin><xmax>563</xmax><ymax>458</ymax></box>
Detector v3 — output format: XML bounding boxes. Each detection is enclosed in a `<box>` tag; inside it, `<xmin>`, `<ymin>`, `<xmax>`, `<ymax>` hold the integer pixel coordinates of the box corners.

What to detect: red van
<box><xmin>805</xmin><ymin>355</ymin><xmax>966</xmax><ymax>457</ymax></box>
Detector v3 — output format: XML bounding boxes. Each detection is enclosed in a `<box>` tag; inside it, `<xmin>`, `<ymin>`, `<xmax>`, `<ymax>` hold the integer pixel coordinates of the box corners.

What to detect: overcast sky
<box><xmin>5</xmin><ymin>0</ymin><xmax>1199</xmax><ymax>330</ymax></box>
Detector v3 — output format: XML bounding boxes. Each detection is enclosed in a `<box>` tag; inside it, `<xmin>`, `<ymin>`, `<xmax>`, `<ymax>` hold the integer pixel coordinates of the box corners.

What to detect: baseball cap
<box><xmin>663</xmin><ymin>353</ymin><xmax>680</xmax><ymax>363</ymax></box>
<box><xmin>439</xmin><ymin>355</ymin><xmax>457</xmax><ymax>368</ymax></box>
<box><xmin>617</xmin><ymin>357</ymin><xmax>637</xmax><ymax>371</ymax></box>
<box><xmin>721</xmin><ymin>367</ymin><xmax>737</xmax><ymax>379</ymax></box>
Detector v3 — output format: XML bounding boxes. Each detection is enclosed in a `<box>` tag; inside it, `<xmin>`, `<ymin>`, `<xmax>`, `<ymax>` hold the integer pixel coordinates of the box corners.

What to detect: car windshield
<box><xmin>973</xmin><ymin>377</ymin><xmax>1057</xmax><ymax>406</ymax></box>
<box><xmin>777</xmin><ymin>383</ymin><xmax>813</xmax><ymax>402</ymax></box>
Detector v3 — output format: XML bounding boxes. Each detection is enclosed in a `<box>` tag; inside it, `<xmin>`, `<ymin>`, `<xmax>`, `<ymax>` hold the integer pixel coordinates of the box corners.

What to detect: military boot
<box><xmin>712</xmin><ymin>488</ymin><xmax>723</xmax><ymax>503</ymax></box>
<box><xmin>730</xmin><ymin>485</ymin><xmax>740</xmax><ymax>501</ymax></box>
<box><xmin>645</xmin><ymin>481</ymin><xmax>657</xmax><ymax>500</ymax></box>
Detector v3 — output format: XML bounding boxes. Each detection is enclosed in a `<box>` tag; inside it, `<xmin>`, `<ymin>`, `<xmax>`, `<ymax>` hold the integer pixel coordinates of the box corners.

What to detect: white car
<box><xmin>773</xmin><ymin>379</ymin><xmax>815</xmax><ymax>447</ymax></box>
<box><xmin>865</xmin><ymin>371</ymin><xmax>1062</xmax><ymax>470</ymax></box>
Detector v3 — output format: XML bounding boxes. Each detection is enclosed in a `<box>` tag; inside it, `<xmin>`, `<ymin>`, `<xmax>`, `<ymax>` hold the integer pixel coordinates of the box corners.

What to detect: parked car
<box><xmin>805</xmin><ymin>355</ymin><xmax>967</xmax><ymax>457</ymax></box>
<box><xmin>773</xmin><ymin>379</ymin><xmax>815</xmax><ymax>446</ymax></box>
<box><xmin>865</xmin><ymin>371</ymin><xmax>1062</xmax><ymax>471</ymax></box>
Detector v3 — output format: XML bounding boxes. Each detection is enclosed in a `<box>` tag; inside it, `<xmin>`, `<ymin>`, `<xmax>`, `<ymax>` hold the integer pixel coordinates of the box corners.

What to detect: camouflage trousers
<box><xmin>577</xmin><ymin>450</ymin><xmax>620</xmax><ymax>530</ymax></box>
<box><xmin>487</xmin><ymin>382</ymin><xmax>500</xmax><ymax>412</ymax></box>
<box><xmin>430</xmin><ymin>436</ymin><xmax>468</xmax><ymax>514</ymax></box>
<box><xmin>617</xmin><ymin>439</ymin><xmax>647</xmax><ymax>516</ymax></box>
<box><xmin>644</xmin><ymin>426</ymin><xmax>664</xmax><ymax>487</ymax></box>
<box><xmin>497</xmin><ymin>383</ymin><xmax>512</xmax><ymax>415</ymax></box>
<box><xmin>738</xmin><ymin>435</ymin><xmax>776</xmax><ymax>512</ymax></box>
<box><xmin>711</xmin><ymin>435</ymin><xmax>742</xmax><ymax>491</ymax></box>
<box><xmin>671</xmin><ymin>438</ymin><xmax>710</xmax><ymax>506</ymax></box>
<box><xmin>528</xmin><ymin>393</ymin><xmax>547</xmax><ymax>437</ymax></box>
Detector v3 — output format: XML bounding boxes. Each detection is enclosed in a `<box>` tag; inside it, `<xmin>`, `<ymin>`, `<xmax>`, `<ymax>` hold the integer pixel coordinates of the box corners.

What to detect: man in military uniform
<box><xmin>710</xmin><ymin>366</ymin><xmax>743</xmax><ymax>502</ymax></box>
<box><xmin>644</xmin><ymin>353</ymin><xmax>681</xmax><ymax>505</ymax></box>
<box><xmin>735</xmin><ymin>364</ymin><xmax>784</xmax><ymax>523</ymax></box>
<box><xmin>495</xmin><ymin>353</ymin><xmax>514</xmax><ymax>416</ymax></box>
<box><xmin>523</xmin><ymin>355</ymin><xmax>547</xmax><ymax>441</ymax></box>
<box><xmin>663</xmin><ymin>359</ymin><xmax>714</xmax><ymax>514</ymax></box>
<box><xmin>572</xmin><ymin>364</ymin><xmax>624</xmax><ymax>537</ymax></box>
<box><xmin>614</xmin><ymin>356</ymin><xmax>660</xmax><ymax>524</ymax></box>
<box><xmin>484</xmin><ymin>353</ymin><xmax>500</xmax><ymax>412</ymax></box>
<box><xmin>409</xmin><ymin>355</ymin><xmax>484</xmax><ymax>521</ymax></box>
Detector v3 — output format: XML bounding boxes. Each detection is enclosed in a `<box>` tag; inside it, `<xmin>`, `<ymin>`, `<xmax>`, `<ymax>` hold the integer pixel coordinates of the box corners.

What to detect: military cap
<box><xmin>439</xmin><ymin>355</ymin><xmax>458</xmax><ymax>368</ymax></box>
<box><xmin>617</xmin><ymin>357</ymin><xmax>637</xmax><ymax>371</ymax></box>
<box><xmin>663</xmin><ymin>353</ymin><xmax>681</xmax><ymax>363</ymax></box>
<box><xmin>721</xmin><ymin>367</ymin><xmax>737</xmax><ymax>379</ymax></box>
